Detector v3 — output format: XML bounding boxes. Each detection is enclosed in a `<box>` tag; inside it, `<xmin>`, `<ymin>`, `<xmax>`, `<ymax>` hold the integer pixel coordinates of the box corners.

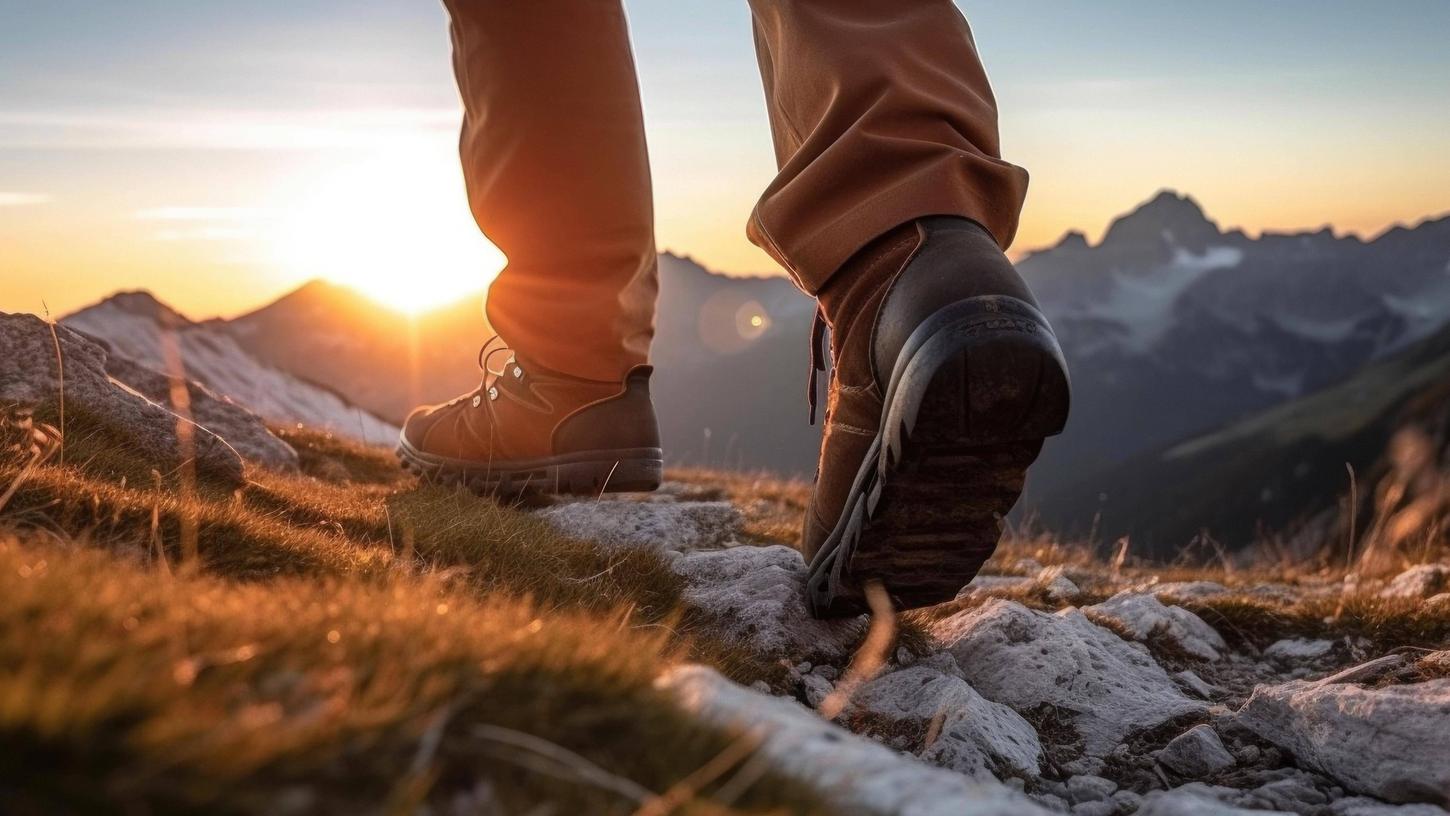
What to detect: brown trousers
<box><xmin>443</xmin><ymin>0</ymin><xmax>1027</xmax><ymax>381</ymax></box>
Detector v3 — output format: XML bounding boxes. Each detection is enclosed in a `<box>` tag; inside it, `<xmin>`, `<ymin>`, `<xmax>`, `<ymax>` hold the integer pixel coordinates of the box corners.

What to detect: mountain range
<box><xmin>59</xmin><ymin>190</ymin><xmax>1450</xmax><ymax>554</ymax></box>
<box><xmin>1019</xmin><ymin>191</ymin><xmax>1450</xmax><ymax>517</ymax></box>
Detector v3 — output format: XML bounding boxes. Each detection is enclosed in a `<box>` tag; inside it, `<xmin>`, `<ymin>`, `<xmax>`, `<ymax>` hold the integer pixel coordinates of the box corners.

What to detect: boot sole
<box><xmin>396</xmin><ymin>437</ymin><xmax>663</xmax><ymax>496</ymax></box>
<box><xmin>805</xmin><ymin>295</ymin><xmax>1070</xmax><ymax>618</ymax></box>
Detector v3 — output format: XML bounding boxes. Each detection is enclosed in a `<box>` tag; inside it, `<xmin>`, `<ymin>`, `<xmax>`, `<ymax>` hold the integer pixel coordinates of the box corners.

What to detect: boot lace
<box><xmin>807</xmin><ymin>307</ymin><xmax>827</xmax><ymax>425</ymax></box>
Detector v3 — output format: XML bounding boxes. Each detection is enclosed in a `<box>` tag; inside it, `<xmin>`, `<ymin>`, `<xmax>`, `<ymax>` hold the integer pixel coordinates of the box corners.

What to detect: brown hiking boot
<box><xmin>397</xmin><ymin>345</ymin><xmax>663</xmax><ymax>495</ymax></box>
<box><xmin>802</xmin><ymin>217</ymin><xmax>1071</xmax><ymax>618</ymax></box>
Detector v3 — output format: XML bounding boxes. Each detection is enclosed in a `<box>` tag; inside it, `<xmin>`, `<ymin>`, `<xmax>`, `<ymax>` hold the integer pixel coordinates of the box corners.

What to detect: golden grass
<box><xmin>0</xmin><ymin>534</ymin><xmax>822</xmax><ymax>814</ymax></box>
<box><xmin>0</xmin><ymin>417</ymin><xmax>830</xmax><ymax>814</ymax></box>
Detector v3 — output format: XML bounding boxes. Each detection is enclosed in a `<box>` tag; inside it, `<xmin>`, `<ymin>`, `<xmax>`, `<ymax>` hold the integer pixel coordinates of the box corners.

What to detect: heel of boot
<box><xmin>883</xmin><ymin>296</ymin><xmax>1069</xmax><ymax>462</ymax></box>
<box><xmin>805</xmin><ymin>296</ymin><xmax>1070</xmax><ymax>618</ymax></box>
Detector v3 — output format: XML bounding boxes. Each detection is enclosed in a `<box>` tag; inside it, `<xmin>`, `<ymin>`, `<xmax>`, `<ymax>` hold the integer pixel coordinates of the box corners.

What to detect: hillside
<box><xmin>3</xmin><ymin>309</ymin><xmax>1449</xmax><ymax>814</ymax></box>
<box><xmin>1038</xmin><ymin>314</ymin><xmax>1450</xmax><ymax>558</ymax></box>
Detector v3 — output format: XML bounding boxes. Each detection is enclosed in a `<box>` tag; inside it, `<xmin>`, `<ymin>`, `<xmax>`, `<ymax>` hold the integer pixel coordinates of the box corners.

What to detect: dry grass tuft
<box><xmin>0</xmin><ymin>534</ymin><xmax>822</xmax><ymax>814</ymax></box>
<box><xmin>0</xmin><ymin>420</ymin><xmax>830</xmax><ymax>813</ymax></box>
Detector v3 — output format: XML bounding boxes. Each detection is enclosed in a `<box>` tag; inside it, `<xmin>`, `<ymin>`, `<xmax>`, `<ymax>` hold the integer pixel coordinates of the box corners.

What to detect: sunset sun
<box><xmin>269</xmin><ymin>137</ymin><xmax>503</xmax><ymax>313</ymax></box>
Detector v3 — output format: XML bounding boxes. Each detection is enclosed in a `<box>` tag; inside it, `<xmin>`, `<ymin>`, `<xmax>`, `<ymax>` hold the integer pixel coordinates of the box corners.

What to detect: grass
<box><xmin>2</xmin><ymin>394</ymin><xmax>1445</xmax><ymax>812</ymax></box>
<box><xmin>0</xmin><ymin>411</ymin><xmax>832</xmax><ymax>814</ymax></box>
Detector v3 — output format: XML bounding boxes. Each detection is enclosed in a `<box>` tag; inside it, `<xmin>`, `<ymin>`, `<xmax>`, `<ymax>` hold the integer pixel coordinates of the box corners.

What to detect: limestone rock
<box><xmin>1039</xmin><ymin>568</ymin><xmax>1081</xmax><ymax>605</ymax></box>
<box><xmin>848</xmin><ymin>666</ymin><xmax>1043</xmax><ymax>780</ymax></box>
<box><xmin>674</xmin><ymin>544</ymin><xmax>866</xmax><ymax>663</ymax></box>
<box><xmin>1086</xmin><ymin>591</ymin><xmax>1228</xmax><ymax>661</ymax></box>
<box><xmin>1156</xmin><ymin>724</ymin><xmax>1235</xmax><ymax>778</ymax></box>
<box><xmin>1263</xmin><ymin>638</ymin><xmax>1335</xmax><ymax>662</ymax></box>
<box><xmin>1137</xmin><ymin>783</ymin><xmax>1269</xmax><ymax>815</ymax></box>
<box><xmin>1070</xmin><ymin>801</ymin><xmax>1116</xmax><ymax>816</ymax></box>
<box><xmin>539</xmin><ymin>499</ymin><xmax>742</xmax><ymax>554</ymax></box>
<box><xmin>660</xmin><ymin>665</ymin><xmax>1049</xmax><ymax>816</ymax></box>
<box><xmin>1</xmin><ymin>312</ymin><xmax>250</xmax><ymax>486</ymax></box>
<box><xmin>1065</xmin><ymin>774</ymin><xmax>1117</xmax><ymax>803</ymax></box>
<box><xmin>1137</xmin><ymin>580</ymin><xmax>1231</xmax><ymax>602</ymax></box>
<box><xmin>1237</xmin><ymin>678</ymin><xmax>1450</xmax><ymax>804</ymax></box>
<box><xmin>1175</xmin><ymin>669</ymin><xmax>1219</xmax><ymax>699</ymax></box>
<box><xmin>1379</xmin><ymin>564</ymin><xmax>1448</xmax><ymax>600</ymax></box>
<box><xmin>1331</xmin><ymin>797</ymin><xmax>1450</xmax><ymax>815</ymax></box>
<box><xmin>104</xmin><ymin>354</ymin><xmax>298</xmax><ymax>472</ymax></box>
<box><xmin>935</xmin><ymin>599</ymin><xmax>1205</xmax><ymax>756</ymax></box>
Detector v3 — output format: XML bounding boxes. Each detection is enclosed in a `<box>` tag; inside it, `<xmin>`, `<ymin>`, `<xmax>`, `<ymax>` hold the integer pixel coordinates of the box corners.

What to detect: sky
<box><xmin>2</xmin><ymin>0</ymin><xmax>1449</xmax><ymax>318</ymax></box>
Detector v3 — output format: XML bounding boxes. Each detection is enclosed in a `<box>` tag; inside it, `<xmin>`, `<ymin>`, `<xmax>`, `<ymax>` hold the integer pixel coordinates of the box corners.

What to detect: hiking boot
<box><xmin>802</xmin><ymin>217</ymin><xmax>1070</xmax><ymax>618</ymax></box>
<box><xmin>397</xmin><ymin>348</ymin><xmax>663</xmax><ymax>495</ymax></box>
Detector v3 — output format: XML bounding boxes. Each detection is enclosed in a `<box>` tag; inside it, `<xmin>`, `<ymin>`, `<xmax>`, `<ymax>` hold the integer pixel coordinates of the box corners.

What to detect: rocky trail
<box><xmin>543</xmin><ymin>488</ymin><xmax>1450</xmax><ymax>816</ymax></box>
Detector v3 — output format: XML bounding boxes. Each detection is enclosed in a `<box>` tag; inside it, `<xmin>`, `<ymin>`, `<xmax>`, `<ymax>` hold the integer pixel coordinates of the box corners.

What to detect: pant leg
<box><xmin>444</xmin><ymin>0</ymin><xmax>657</xmax><ymax>382</ymax></box>
<box><xmin>746</xmin><ymin>0</ymin><xmax>1029</xmax><ymax>292</ymax></box>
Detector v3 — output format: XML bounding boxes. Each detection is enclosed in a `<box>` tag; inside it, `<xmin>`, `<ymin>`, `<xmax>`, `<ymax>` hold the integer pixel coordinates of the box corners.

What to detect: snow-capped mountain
<box><xmin>63</xmin><ymin>292</ymin><xmax>399</xmax><ymax>445</ymax></box>
<box><xmin>1020</xmin><ymin>191</ymin><xmax>1450</xmax><ymax>509</ymax></box>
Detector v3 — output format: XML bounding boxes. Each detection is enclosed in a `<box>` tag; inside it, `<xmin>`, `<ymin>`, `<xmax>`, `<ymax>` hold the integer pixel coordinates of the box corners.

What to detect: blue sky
<box><xmin>2</xmin><ymin>1</ymin><xmax>1448</xmax><ymax>315</ymax></box>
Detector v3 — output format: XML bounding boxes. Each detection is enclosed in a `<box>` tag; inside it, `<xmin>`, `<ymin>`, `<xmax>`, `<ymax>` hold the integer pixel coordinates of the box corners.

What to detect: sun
<box><xmin>268</xmin><ymin>136</ymin><xmax>504</xmax><ymax>313</ymax></box>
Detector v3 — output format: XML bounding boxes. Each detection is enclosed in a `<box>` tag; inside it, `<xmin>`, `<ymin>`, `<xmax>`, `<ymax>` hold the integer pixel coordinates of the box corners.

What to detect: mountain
<box><xmin>1036</xmin><ymin>314</ymin><xmax>1450</xmax><ymax>557</ymax></box>
<box><xmin>1020</xmin><ymin>191</ymin><xmax>1450</xmax><ymax>511</ymax></box>
<box><xmin>219</xmin><ymin>254</ymin><xmax>825</xmax><ymax>474</ymax></box>
<box><xmin>650</xmin><ymin>253</ymin><xmax>820</xmax><ymax>472</ymax></box>
<box><xmin>58</xmin><ymin>191</ymin><xmax>1450</xmax><ymax>548</ymax></box>
<box><xmin>223</xmin><ymin>280</ymin><xmax>488</xmax><ymax>425</ymax></box>
<box><xmin>63</xmin><ymin>291</ymin><xmax>398</xmax><ymax>445</ymax></box>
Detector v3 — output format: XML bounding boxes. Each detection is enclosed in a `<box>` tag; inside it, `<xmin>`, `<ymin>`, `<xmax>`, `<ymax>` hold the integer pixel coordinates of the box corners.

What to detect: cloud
<box><xmin>135</xmin><ymin>206</ymin><xmax>266</xmax><ymax>221</ymax></box>
<box><xmin>0</xmin><ymin>192</ymin><xmax>52</xmax><ymax>207</ymax></box>
<box><xmin>0</xmin><ymin>107</ymin><xmax>458</xmax><ymax>151</ymax></box>
<box><xmin>152</xmin><ymin>226</ymin><xmax>254</xmax><ymax>242</ymax></box>
<box><xmin>133</xmin><ymin>205</ymin><xmax>263</xmax><ymax>242</ymax></box>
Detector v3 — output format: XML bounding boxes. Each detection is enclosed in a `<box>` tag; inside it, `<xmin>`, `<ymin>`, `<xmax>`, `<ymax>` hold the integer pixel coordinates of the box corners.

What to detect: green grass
<box><xmin>0</xmin><ymin>413</ymin><xmax>830</xmax><ymax>814</ymax></box>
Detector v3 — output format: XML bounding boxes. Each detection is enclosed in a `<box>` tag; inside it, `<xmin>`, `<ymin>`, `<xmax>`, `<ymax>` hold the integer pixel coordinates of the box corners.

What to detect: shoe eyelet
<box><xmin>471</xmin><ymin>395</ymin><xmax>482</xmax><ymax>408</ymax></box>
<box><xmin>487</xmin><ymin>387</ymin><xmax>499</xmax><ymax>401</ymax></box>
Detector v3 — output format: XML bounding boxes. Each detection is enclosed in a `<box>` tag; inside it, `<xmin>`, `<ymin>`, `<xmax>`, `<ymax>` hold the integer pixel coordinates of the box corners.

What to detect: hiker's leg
<box><xmin>747</xmin><ymin>1</ymin><xmax>1067</xmax><ymax>617</ymax></box>
<box><xmin>443</xmin><ymin>0</ymin><xmax>657</xmax><ymax>381</ymax></box>
<box><xmin>746</xmin><ymin>0</ymin><xmax>1028</xmax><ymax>289</ymax></box>
<box><xmin>400</xmin><ymin>1</ymin><xmax>662</xmax><ymax>496</ymax></box>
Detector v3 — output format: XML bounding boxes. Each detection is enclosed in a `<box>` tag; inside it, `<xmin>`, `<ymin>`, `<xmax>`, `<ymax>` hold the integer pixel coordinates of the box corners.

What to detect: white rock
<box><xmin>1112</xmin><ymin>790</ymin><xmax>1144</xmax><ymax>813</ymax></box>
<box><xmin>1379</xmin><ymin>564</ymin><xmax>1448</xmax><ymax>600</ymax></box>
<box><xmin>673</xmin><ymin>544</ymin><xmax>866</xmax><ymax>662</ymax></box>
<box><xmin>957</xmin><ymin>575</ymin><xmax>1034</xmax><ymax>600</ymax></box>
<box><xmin>1040</xmin><ymin>570</ymin><xmax>1081</xmax><ymax>604</ymax></box>
<box><xmin>64</xmin><ymin>292</ymin><xmax>398</xmax><ymax>445</ymax></box>
<box><xmin>800</xmin><ymin>673</ymin><xmax>834</xmax><ymax>708</ymax></box>
<box><xmin>1237</xmin><ymin>678</ymin><xmax>1450</xmax><ymax>805</ymax></box>
<box><xmin>1138</xmin><ymin>581</ymin><xmax>1231</xmax><ymax>602</ymax></box>
<box><xmin>1262</xmin><ymin>638</ymin><xmax>1335</xmax><ymax>662</ymax></box>
<box><xmin>1137</xmin><ymin>784</ymin><xmax>1267</xmax><ymax>815</ymax></box>
<box><xmin>1065</xmin><ymin>774</ymin><xmax>1117</xmax><ymax>803</ymax></box>
<box><xmin>660</xmin><ymin>665</ymin><xmax>1049</xmax><ymax>816</ymax></box>
<box><xmin>1174</xmin><ymin>669</ymin><xmax>1218</xmax><ymax>699</ymax></box>
<box><xmin>935</xmin><ymin>599</ymin><xmax>1205</xmax><ymax>756</ymax></box>
<box><xmin>1086</xmin><ymin>591</ymin><xmax>1228</xmax><ymax>661</ymax></box>
<box><xmin>0</xmin><ymin>312</ymin><xmax>253</xmax><ymax>486</ymax></box>
<box><xmin>103</xmin><ymin>355</ymin><xmax>299</xmax><ymax>472</ymax></box>
<box><xmin>1331</xmin><ymin>797</ymin><xmax>1450</xmax><ymax>815</ymax></box>
<box><xmin>1242</xmin><ymin>768</ymin><xmax>1330</xmax><ymax>811</ymax></box>
<box><xmin>1156</xmin><ymin>724</ymin><xmax>1235</xmax><ymax>778</ymax></box>
<box><xmin>849</xmin><ymin>666</ymin><xmax>1043</xmax><ymax>780</ymax></box>
<box><xmin>539</xmin><ymin>500</ymin><xmax>741</xmax><ymax>554</ymax></box>
<box><xmin>1070</xmin><ymin>801</ymin><xmax>1116</xmax><ymax>816</ymax></box>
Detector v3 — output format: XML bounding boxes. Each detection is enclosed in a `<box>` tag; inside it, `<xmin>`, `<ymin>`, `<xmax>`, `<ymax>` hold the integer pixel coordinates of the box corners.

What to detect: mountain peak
<box><xmin>1100</xmin><ymin>189</ymin><xmax>1222</xmax><ymax>254</ymax></box>
<box><xmin>83</xmin><ymin>290</ymin><xmax>193</xmax><ymax>328</ymax></box>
